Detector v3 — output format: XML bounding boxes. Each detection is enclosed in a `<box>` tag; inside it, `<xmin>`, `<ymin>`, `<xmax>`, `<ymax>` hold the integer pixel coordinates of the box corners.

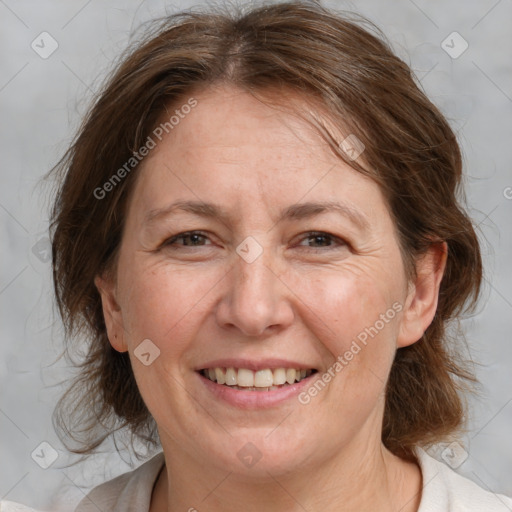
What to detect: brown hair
<box><xmin>49</xmin><ymin>0</ymin><xmax>482</xmax><ymax>460</ymax></box>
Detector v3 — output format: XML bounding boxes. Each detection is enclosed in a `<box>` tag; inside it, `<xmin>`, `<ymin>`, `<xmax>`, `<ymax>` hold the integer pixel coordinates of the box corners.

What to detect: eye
<box><xmin>162</xmin><ymin>231</ymin><xmax>212</xmax><ymax>248</ymax></box>
<box><xmin>296</xmin><ymin>231</ymin><xmax>346</xmax><ymax>250</ymax></box>
<box><xmin>160</xmin><ymin>230</ymin><xmax>346</xmax><ymax>251</ymax></box>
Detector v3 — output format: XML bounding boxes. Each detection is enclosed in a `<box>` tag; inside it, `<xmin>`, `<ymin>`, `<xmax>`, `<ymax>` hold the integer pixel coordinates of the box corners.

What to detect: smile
<box><xmin>199</xmin><ymin>367</ymin><xmax>317</xmax><ymax>391</ymax></box>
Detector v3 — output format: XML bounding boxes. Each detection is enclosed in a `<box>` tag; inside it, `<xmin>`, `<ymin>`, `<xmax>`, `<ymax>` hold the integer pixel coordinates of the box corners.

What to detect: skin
<box><xmin>96</xmin><ymin>84</ymin><xmax>447</xmax><ymax>512</ymax></box>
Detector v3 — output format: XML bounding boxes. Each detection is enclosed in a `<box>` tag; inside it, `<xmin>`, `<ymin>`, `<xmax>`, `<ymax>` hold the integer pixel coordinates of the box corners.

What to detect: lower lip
<box><xmin>197</xmin><ymin>371</ymin><xmax>318</xmax><ymax>409</ymax></box>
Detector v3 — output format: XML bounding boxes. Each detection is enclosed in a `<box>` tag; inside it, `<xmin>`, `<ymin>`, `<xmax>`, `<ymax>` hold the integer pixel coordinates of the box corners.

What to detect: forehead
<box><xmin>157</xmin><ymin>86</ymin><xmax>336</xmax><ymax>165</ymax></box>
<box><xmin>129</xmin><ymin>85</ymin><xmax>386</xmax><ymax>225</ymax></box>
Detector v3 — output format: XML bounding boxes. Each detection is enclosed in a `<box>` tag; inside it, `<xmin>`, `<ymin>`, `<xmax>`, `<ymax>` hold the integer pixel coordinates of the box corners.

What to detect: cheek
<box><xmin>299</xmin><ymin>265</ymin><xmax>399</xmax><ymax>356</ymax></box>
<box><xmin>297</xmin><ymin>266</ymin><xmax>402</xmax><ymax>417</ymax></box>
<box><xmin>118</xmin><ymin>261</ymin><xmax>218</xmax><ymax>353</ymax></box>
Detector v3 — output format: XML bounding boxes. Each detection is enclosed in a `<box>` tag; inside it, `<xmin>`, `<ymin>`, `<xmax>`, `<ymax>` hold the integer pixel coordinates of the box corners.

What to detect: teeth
<box><xmin>254</xmin><ymin>369</ymin><xmax>273</xmax><ymax>387</ymax></box>
<box><xmin>273</xmin><ymin>368</ymin><xmax>287</xmax><ymax>385</ymax></box>
<box><xmin>237</xmin><ymin>368</ymin><xmax>254</xmax><ymax>387</ymax></box>
<box><xmin>286</xmin><ymin>368</ymin><xmax>296</xmax><ymax>385</ymax></box>
<box><xmin>202</xmin><ymin>367</ymin><xmax>314</xmax><ymax>388</ymax></box>
<box><xmin>225</xmin><ymin>367</ymin><xmax>237</xmax><ymax>385</ymax></box>
<box><xmin>215</xmin><ymin>368</ymin><xmax>226</xmax><ymax>385</ymax></box>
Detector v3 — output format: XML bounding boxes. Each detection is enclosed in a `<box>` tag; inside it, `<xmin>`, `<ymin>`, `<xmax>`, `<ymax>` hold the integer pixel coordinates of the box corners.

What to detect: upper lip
<box><xmin>196</xmin><ymin>358</ymin><xmax>318</xmax><ymax>372</ymax></box>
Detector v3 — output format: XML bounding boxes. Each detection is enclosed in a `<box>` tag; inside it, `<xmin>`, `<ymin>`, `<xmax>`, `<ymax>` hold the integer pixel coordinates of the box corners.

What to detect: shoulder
<box><xmin>416</xmin><ymin>447</ymin><xmax>512</xmax><ymax>512</ymax></box>
<box><xmin>74</xmin><ymin>452</ymin><xmax>165</xmax><ymax>512</ymax></box>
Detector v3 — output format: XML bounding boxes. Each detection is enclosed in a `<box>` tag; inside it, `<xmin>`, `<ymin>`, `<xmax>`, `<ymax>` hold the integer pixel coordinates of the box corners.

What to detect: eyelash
<box><xmin>162</xmin><ymin>230</ymin><xmax>346</xmax><ymax>251</ymax></box>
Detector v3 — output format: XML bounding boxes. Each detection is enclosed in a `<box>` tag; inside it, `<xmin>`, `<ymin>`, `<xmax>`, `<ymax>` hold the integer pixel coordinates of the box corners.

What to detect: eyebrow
<box><xmin>144</xmin><ymin>199</ymin><xmax>370</xmax><ymax>231</ymax></box>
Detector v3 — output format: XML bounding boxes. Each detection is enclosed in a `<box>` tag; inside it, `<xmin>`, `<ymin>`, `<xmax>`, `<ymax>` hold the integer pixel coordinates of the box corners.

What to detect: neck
<box><xmin>150</xmin><ymin>436</ymin><xmax>422</xmax><ymax>512</ymax></box>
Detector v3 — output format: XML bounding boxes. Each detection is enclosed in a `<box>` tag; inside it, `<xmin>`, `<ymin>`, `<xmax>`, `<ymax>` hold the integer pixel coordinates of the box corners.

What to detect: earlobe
<box><xmin>397</xmin><ymin>242</ymin><xmax>447</xmax><ymax>348</ymax></box>
<box><xmin>94</xmin><ymin>274</ymin><xmax>128</xmax><ymax>352</ymax></box>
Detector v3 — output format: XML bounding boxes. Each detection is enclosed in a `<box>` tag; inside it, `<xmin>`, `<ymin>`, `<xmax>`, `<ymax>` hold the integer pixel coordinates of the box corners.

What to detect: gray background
<box><xmin>0</xmin><ymin>0</ymin><xmax>511</xmax><ymax>509</ymax></box>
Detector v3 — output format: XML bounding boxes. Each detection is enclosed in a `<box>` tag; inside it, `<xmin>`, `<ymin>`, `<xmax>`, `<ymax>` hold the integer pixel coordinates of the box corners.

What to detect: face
<box><xmin>96</xmin><ymin>84</ymin><xmax>440</xmax><ymax>478</ymax></box>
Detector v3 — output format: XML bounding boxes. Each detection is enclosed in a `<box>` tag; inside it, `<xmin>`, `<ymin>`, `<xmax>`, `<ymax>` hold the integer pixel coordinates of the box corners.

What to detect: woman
<box><xmin>5</xmin><ymin>1</ymin><xmax>511</xmax><ymax>510</ymax></box>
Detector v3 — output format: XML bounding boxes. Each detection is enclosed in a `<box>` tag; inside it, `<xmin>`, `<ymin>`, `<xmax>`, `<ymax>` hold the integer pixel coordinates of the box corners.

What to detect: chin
<box><xmin>203</xmin><ymin>426</ymin><xmax>317</xmax><ymax>478</ymax></box>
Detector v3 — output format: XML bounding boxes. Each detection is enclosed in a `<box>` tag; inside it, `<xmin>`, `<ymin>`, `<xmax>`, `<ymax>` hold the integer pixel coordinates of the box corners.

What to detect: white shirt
<box><xmin>3</xmin><ymin>448</ymin><xmax>512</xmax><ymax>511</ymax></box>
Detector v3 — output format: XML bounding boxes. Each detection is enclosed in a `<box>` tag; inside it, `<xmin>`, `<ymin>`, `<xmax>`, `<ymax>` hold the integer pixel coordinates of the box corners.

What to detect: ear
<box><xmin>397</xmin><ymin>242</ymin><xmax>447</xmax><ymax>348</ymax></box>
<box><xmin>94</xmin><ymin>272</ymin><xmax>128</xmax><ymax>352</ymax></box>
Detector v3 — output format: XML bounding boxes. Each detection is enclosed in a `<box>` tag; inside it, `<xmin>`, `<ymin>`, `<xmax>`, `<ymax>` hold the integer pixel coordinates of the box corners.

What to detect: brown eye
<box><xmin>163</xmin><ymin>231</ymin><xmax>212</xmax><ymax>248</ymax></box>
<box><xmin>297</xmin><ymin>231</ymin><xmax>346</xmax><ymax>250</ymax></box>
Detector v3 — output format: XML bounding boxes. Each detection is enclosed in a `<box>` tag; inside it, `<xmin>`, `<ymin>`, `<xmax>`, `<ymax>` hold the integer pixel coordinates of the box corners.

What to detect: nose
<box><xmin>215</xmin><ymin>246</ymin><xmax>295</xmax><ymax>338</ymax></box>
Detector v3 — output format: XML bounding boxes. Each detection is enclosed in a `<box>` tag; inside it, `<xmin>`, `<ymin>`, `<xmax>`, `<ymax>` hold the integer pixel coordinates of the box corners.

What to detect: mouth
<box><xmin>198</xmin><ymin>367</ymin><xmax>318</xmax><ymax>391</ymax></box>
